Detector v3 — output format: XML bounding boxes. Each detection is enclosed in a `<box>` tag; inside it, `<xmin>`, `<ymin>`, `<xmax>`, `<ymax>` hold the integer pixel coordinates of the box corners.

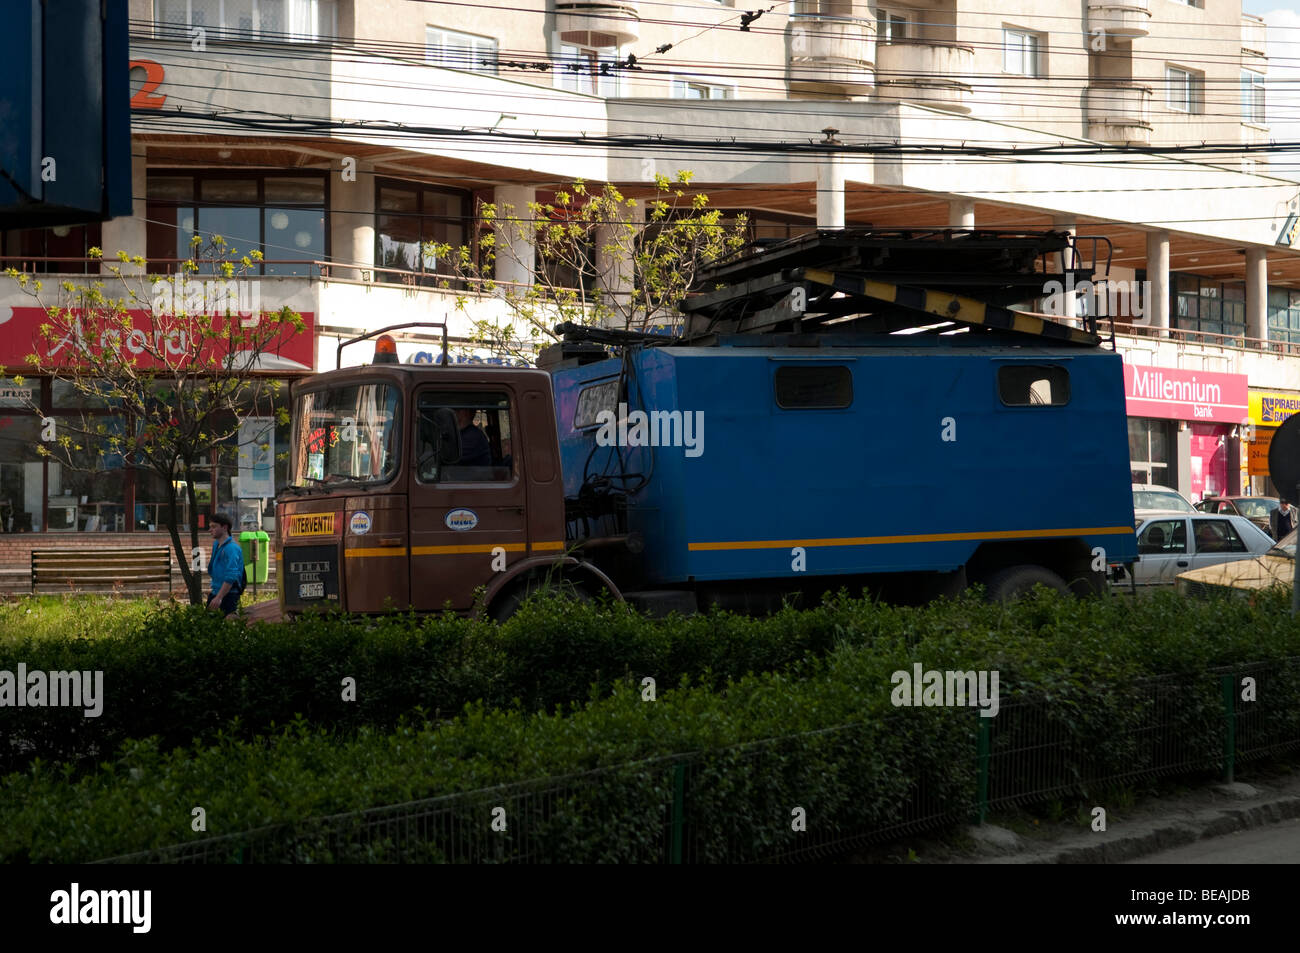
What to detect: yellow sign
<box><xmin>1249</xmin><ymin>391</ymin><xmax>1300</xmax><ymax>426</ymax></box>
<box><xmin>288</xmin><ymin>513</ymin><xmax>336</xmax><ymax>536</ymax></box>
<box><xmin>1249</xmin><ymin>430</ymin><xmax>1274</xmax><ymax>476</ymax></box>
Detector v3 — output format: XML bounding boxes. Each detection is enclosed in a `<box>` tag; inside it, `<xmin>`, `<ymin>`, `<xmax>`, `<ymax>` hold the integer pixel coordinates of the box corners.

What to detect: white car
<box><xmin>1132</xmin><ymin>484</ymin><xmax>1195</xmax><ymax>524</ymax></box>
<box><xmin>1130</xmin><ymin>513</ymin><xmax>1276</xmax><ymax>588</ymax></box>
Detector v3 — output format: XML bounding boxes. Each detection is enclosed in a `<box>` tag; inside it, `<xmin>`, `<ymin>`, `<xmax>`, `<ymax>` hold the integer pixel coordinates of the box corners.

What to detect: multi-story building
<box><xmin>0</xmin><ymin>0</ymin><xmax>1295</xmax><ymax>564</ymax></box>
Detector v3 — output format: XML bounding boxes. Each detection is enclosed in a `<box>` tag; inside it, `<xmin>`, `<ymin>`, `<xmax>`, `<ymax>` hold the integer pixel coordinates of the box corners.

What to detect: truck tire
<box><xmin>982</xmin><ymin>565</ymin><xmax>1070</xmax><ymax>602</ymax></box>
<box><xmin>489</xmin><ymin>575</ymin><xmax>592</xmax><ymax>623</ymax></box>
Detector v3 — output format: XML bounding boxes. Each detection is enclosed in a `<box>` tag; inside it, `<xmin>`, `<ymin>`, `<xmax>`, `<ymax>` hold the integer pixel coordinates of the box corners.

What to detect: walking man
<box><xmin>207</xmin><ymin>512</ymin><xmax>245</xmax><ymax>616</ymax></box>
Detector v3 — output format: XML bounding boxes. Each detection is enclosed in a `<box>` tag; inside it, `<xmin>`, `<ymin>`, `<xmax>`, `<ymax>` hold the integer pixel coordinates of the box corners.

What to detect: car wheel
<box><xmin>982</xmin><ymin>565</ymin><xmax>1071</xmax><ymax>602</ymax></box>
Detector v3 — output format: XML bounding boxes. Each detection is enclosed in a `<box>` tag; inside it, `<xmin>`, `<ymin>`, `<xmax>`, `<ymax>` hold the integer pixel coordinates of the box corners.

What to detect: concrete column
<box><xmin>1245</xmin><ymin>246</ymin><xmax>1267</xmax><ymax>343</ymax></box>
<box><xmin>493</xmin><ymin>185</ymin><xmax>537</xmax><ymax>292</ymax></box>
<box><xmin>948</xmin><ymin>199</ymin><xmax>975</xmax><ymax>229</ymax></box>
<box><xmin>595</xmin><ymin>201</ymin><xmax>644</xmax><ymax>329</ymax></box>
<box><xmin>1053</xmin><ymin>216</ymin><xmax>1077</xmax><ymax>320</ymax></box>
<box><xmin>330</xmin><ymin>159</ymin><xmax>375</xmax><ymax>281</ymax></box>
<box><xmin>816</xmin><ymin>155</ymin><xmax>844</xmax><ymax>229</ymax></box>
<box><xmin>1145</xmin><ymin>230</ymin><xmax>1170</xmax><ymax>337</ymax></box>
<box><xmin>101</xmin><ymin>147</ymin><xmax>147</xmax><ymax>275</ymax></box>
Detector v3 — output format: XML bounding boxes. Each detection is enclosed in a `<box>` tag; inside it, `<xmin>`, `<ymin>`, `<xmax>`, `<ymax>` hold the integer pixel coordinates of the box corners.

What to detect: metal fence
<box><xmin>94</xmin><ymin>657</ymin><xmax>1300</xmax><ymax>864</ymax></box>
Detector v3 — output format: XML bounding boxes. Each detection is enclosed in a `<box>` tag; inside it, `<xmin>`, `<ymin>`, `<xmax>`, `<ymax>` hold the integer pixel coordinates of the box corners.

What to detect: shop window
<box><xmin>998</xmin><ymin>365</ymin><xmax>1069</xmax><ymax>406</ymax></box>
<box><xmin>774</xmin><ymin>366</ymin><xmax>853</xmax><ymax>409</ymax></box>
<box><xmin>44</xmin><ymin>416</ymin><xmax>128</xmax><ymax>532</ymax></box>
<box><xmin>0</xmin><ymin>390</ymin><xmax>44</xmax><ymax>534</ymax></box>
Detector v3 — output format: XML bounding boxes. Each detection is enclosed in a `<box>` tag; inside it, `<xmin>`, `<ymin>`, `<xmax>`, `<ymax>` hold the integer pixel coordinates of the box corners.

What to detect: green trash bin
<box><xmin>239</xmin><ymin>530</ymin><xmax>270</xmax><ymax>585</ymax></box>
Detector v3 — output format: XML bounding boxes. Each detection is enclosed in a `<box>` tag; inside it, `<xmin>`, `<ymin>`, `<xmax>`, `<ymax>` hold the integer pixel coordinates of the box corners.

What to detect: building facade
<box><xmin>0</xmin><ymin>0</ymin><xmax>1297</xmax><ymax>560</ymax></box>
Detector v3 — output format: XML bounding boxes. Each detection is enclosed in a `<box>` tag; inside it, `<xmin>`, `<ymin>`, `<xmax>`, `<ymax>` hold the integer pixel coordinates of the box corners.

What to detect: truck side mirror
<box><xmin>418</xmin><ymin>407</ymin><xmax>462</xmax><ymax>472</ymax></box>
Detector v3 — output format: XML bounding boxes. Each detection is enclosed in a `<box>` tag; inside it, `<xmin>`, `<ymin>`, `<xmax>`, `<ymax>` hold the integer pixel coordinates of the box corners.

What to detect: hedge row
<box><xmin>4</xmin><ymin>586</ymin><xmax>1300</xmax><ymax>776</ymax></box>
<box><xmin>4</xmin><ymin>586</ymin><xmax>1299</xmax><ymax>862</ymax></box>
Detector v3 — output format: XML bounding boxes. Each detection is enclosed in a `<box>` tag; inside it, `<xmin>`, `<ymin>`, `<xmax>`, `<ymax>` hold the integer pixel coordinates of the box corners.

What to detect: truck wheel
<box><xmin>489</xmin><ymin>576</ymin><xmax>592</xmax><ymax>623</ymax></box>
<box><xmin>982</xmin><ymin>565</ymin><xmax>1070</xmax><ymax>602</ymax></box>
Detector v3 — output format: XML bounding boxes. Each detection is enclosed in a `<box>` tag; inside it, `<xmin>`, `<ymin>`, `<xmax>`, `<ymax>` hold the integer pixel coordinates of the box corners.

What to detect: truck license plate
<box><xmin>298</xmin><ymin>582</ymin><xmax>324</xmax><ymax>600</ymax></box>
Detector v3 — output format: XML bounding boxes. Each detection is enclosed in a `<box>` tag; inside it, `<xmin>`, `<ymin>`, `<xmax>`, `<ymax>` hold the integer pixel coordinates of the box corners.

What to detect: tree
<box><xmin>428</xmin><ymin>172</ymin><xmax>750</xmax><ymax>362</ymax></box>
<box><xmin>2</xmin><ymin>239</ymin><xmax>303</xmax><ymax>604</ymax></box>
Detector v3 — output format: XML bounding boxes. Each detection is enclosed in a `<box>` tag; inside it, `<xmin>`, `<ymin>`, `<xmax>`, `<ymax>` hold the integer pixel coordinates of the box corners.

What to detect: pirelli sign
<box><xmin>287</xmin><ymin>513</ymin><xmax>337</xmax><ymax>537</ymax></box>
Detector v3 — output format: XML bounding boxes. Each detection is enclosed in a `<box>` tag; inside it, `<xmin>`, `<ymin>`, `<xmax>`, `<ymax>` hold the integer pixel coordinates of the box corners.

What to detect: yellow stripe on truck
<box><xmin>341</xmin><ymin>541</ymin><xmax>567</xmax><ymax>558</ymax></box>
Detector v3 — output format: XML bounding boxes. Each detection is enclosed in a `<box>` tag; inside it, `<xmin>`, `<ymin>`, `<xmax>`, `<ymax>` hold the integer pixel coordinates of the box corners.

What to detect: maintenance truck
<box><xmin>275</xmin><ymin>229</ymin><xmax>1138</xmax><ymax>619</ymax></box>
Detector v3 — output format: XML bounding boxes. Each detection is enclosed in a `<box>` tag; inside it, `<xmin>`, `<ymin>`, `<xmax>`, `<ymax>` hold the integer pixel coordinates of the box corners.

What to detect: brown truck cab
<box><xmin>276</xmin><ymin>331</ymin><xmax>613</xmax><ymax>619</ymax></box>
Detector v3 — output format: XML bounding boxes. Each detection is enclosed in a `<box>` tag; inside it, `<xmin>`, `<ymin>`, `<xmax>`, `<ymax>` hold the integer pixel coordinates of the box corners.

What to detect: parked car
<box><xmin>1132</xmin><ymin>484</ymin><xmax>1195</xmax><ymax>525</ymax></box>
<box><xmin>1177</xmin><ymin>528</ymin><xmax>1297</xmax><ymax>600</ymax></box>
<box><xmin>1193</xmin><ymin>494</ymin><xmax>1280</xmax><ymax>537</ymax></box>
<box><xmin>1127</xmin><ymin>513</ymin><xmax>1275</xmax><ymax>588</ymax></box>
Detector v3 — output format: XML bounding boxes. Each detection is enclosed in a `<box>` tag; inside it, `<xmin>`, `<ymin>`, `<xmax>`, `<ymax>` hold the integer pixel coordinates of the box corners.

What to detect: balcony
<box><xmin>1085</xmin><ymin>81</ymin><xmax>1152</xmax><ymax>145</ymax></box>
<box><xmin>554</xmin><ymin>1</ymin><xmax>641</xmax><ymax>45</ymax></box>
<box><xmin>1086</xmin><ymin>0</ymin><xmax>1151</xmax><ymax>41</ymax></box>
<box><xmin>788</xmin><ymin>15</ymin><xmax>875</xmax><ymax>95</ymax></box>
<box><xmin>1241</xmin><ymin>14</ymin><xmax>1267</xmax><ymax>59</ymax></box>
<box><xmin>874</xmin><ymin>40</ymin><xmax>973</xmax><ymax>114</ymax></box>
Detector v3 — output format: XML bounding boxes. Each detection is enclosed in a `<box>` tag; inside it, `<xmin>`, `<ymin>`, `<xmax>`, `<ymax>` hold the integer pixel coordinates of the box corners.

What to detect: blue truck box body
<box><xmin>553</xmin><ymin>341</ymin><xmax>1138</xmax><ymax>586</ymax></box>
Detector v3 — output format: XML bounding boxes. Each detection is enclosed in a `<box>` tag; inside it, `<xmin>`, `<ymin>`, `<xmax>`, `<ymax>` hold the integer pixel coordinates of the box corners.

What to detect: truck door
<box><xmin>408</xmin><ymin>387</ymin><xmax>527</xmax><ymax>611</ymax></box>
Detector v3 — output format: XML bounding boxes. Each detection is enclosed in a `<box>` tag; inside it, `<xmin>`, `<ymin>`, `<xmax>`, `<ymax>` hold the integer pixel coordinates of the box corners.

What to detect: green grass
<box><xmin>0</xmin><ymin>588</ymin><xmax>275</xmax><ymax>642</ymax></box>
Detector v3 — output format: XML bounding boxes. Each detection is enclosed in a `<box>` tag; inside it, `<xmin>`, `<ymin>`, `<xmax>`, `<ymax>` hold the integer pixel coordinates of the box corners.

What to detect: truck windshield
<box><xmin>290</xmin><ymin>383</ymin><xmax>400</xmax><ymax>488</ymax></box>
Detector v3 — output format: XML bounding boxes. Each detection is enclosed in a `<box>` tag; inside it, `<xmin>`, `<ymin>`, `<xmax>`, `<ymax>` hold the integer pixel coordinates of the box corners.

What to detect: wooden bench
<box><xmin>31</xmin><ymin>548</ymin><xmax>173</xmax><ymax>593</ymax></box>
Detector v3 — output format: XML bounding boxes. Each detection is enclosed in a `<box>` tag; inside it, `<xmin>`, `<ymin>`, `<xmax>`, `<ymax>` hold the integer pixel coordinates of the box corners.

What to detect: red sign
<box><xmin>1123</xmin><ymin>364</ymin><xmax>1248</xmax><ymax>424</ymax></box>
<box><xmin>0</xmin><ymin>307</ymin><xmax>315</xmax><ymax>373</ymax></box>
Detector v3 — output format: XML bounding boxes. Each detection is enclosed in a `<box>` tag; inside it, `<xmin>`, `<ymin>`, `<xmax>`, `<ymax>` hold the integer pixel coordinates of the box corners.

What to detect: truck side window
<box><xmin>774</xmin><ymin>365</ymin><xmax>853</xmax><ymax>409</ymax></box>
<box><xmin>575</xmin><ymin>379</ymin><xmax>619</xmax><ymax>430</ymax></box>
<box><xmin>416</xmin><ymin>391</ymin><xmax>513</xmax><ymax>483</ymax></box>
<box><xmin>998</xmin><ymin>365</ymin><xmax>1069</xmax><ymax>406</ymax></box>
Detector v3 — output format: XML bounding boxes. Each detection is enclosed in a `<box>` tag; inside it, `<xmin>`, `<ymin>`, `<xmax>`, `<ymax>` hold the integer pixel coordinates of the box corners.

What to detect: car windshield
<box><xmin>1133</xmin><ymin>489</ymin><xmax>1193</xmax><ymax>512</ymax></box>
<box><xmin>1233</xmin><ymin>499</ymin><xmax>1277</xmax><ymax>519</ymax></box>
<box><xmin>1268</xmin><ymin>528</ymin><xmax>1297</xmax><ymax>559</ymax></box>
<box><xmin>289</xmin><ymin>383</ymin><xmax>400</xmax><ymax>488</ymax></box>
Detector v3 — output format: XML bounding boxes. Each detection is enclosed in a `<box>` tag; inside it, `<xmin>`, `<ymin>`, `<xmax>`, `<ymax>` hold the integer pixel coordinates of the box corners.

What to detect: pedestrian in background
<box><xmin>1271</xmin><ymin>500</ymin><xmax>1296</xmax><ymax>541</ymax></box>
<box><xmin>207</xmin><ymin>512</ymin><xmax>245</xmax><ymax>616</ymax></box>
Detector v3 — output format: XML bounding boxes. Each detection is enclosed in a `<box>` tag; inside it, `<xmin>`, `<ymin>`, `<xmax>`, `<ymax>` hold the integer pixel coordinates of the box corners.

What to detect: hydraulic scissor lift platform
<box><xmin>679</xmin><ymin>228</ymin><xmax>1113</xmax><ymax>348</ymax></box>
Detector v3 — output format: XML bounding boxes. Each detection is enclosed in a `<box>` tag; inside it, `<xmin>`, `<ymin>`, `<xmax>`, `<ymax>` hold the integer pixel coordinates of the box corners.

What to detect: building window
<box><xmin>155</xmin><ymin>0</ymin><xmax>337</xmax><ymax>42</ymax></box>
<box><xmin>1166</xmin><ymin>66</ymin><xmax>1203</xmax><ymax>113</ymax></box>
<box><xmin>1003</xmin><ymin>29</ymin><xmax>1041</xmax><ymax>77</ymax></box>
<box><xmin>375</xmin><ymin>180</ymin><xmax>471</xmax><ymax>285</ymax></box>
<box><xmin>1268</xmin><ymin>288</ymin><xmax>1300</xmax><ymax>345</ymax></box>
<box><xmin>876</xmin><ymin>10</ymin><xmax>907</xmax><ymax>41</ymax></box>
<box><xmin>671</xmin><ymin>79</ymin><xmax>734</xmax><ymax>99</ymax></box>
<box><xmin>146</xmin><ymin>171</ymin><xmax>327</xmax><ymax>275</ymax></box>
<box><xmin>1242</xmin><ymin>70</ymin><xmax>1265</xmax><ymax>125</ymax></box>
<box><xmin>1172</xmin><ymin>274</ymin><xmax>1245</xmax><ymax>340</ymax></box>
<box><xmin>556</xmin><ymin>42</ymin><xmax>621</xmax><ymax>97</ymax></box>
<box><xmin>426</xmin><ymin>26</ymin><xmax>498</xmax><ymax>74</ymax></box>
<box><xmin>0</xmin><ymin>223</ymin><xmax>102</xmax><ymax>274</ymax></box>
